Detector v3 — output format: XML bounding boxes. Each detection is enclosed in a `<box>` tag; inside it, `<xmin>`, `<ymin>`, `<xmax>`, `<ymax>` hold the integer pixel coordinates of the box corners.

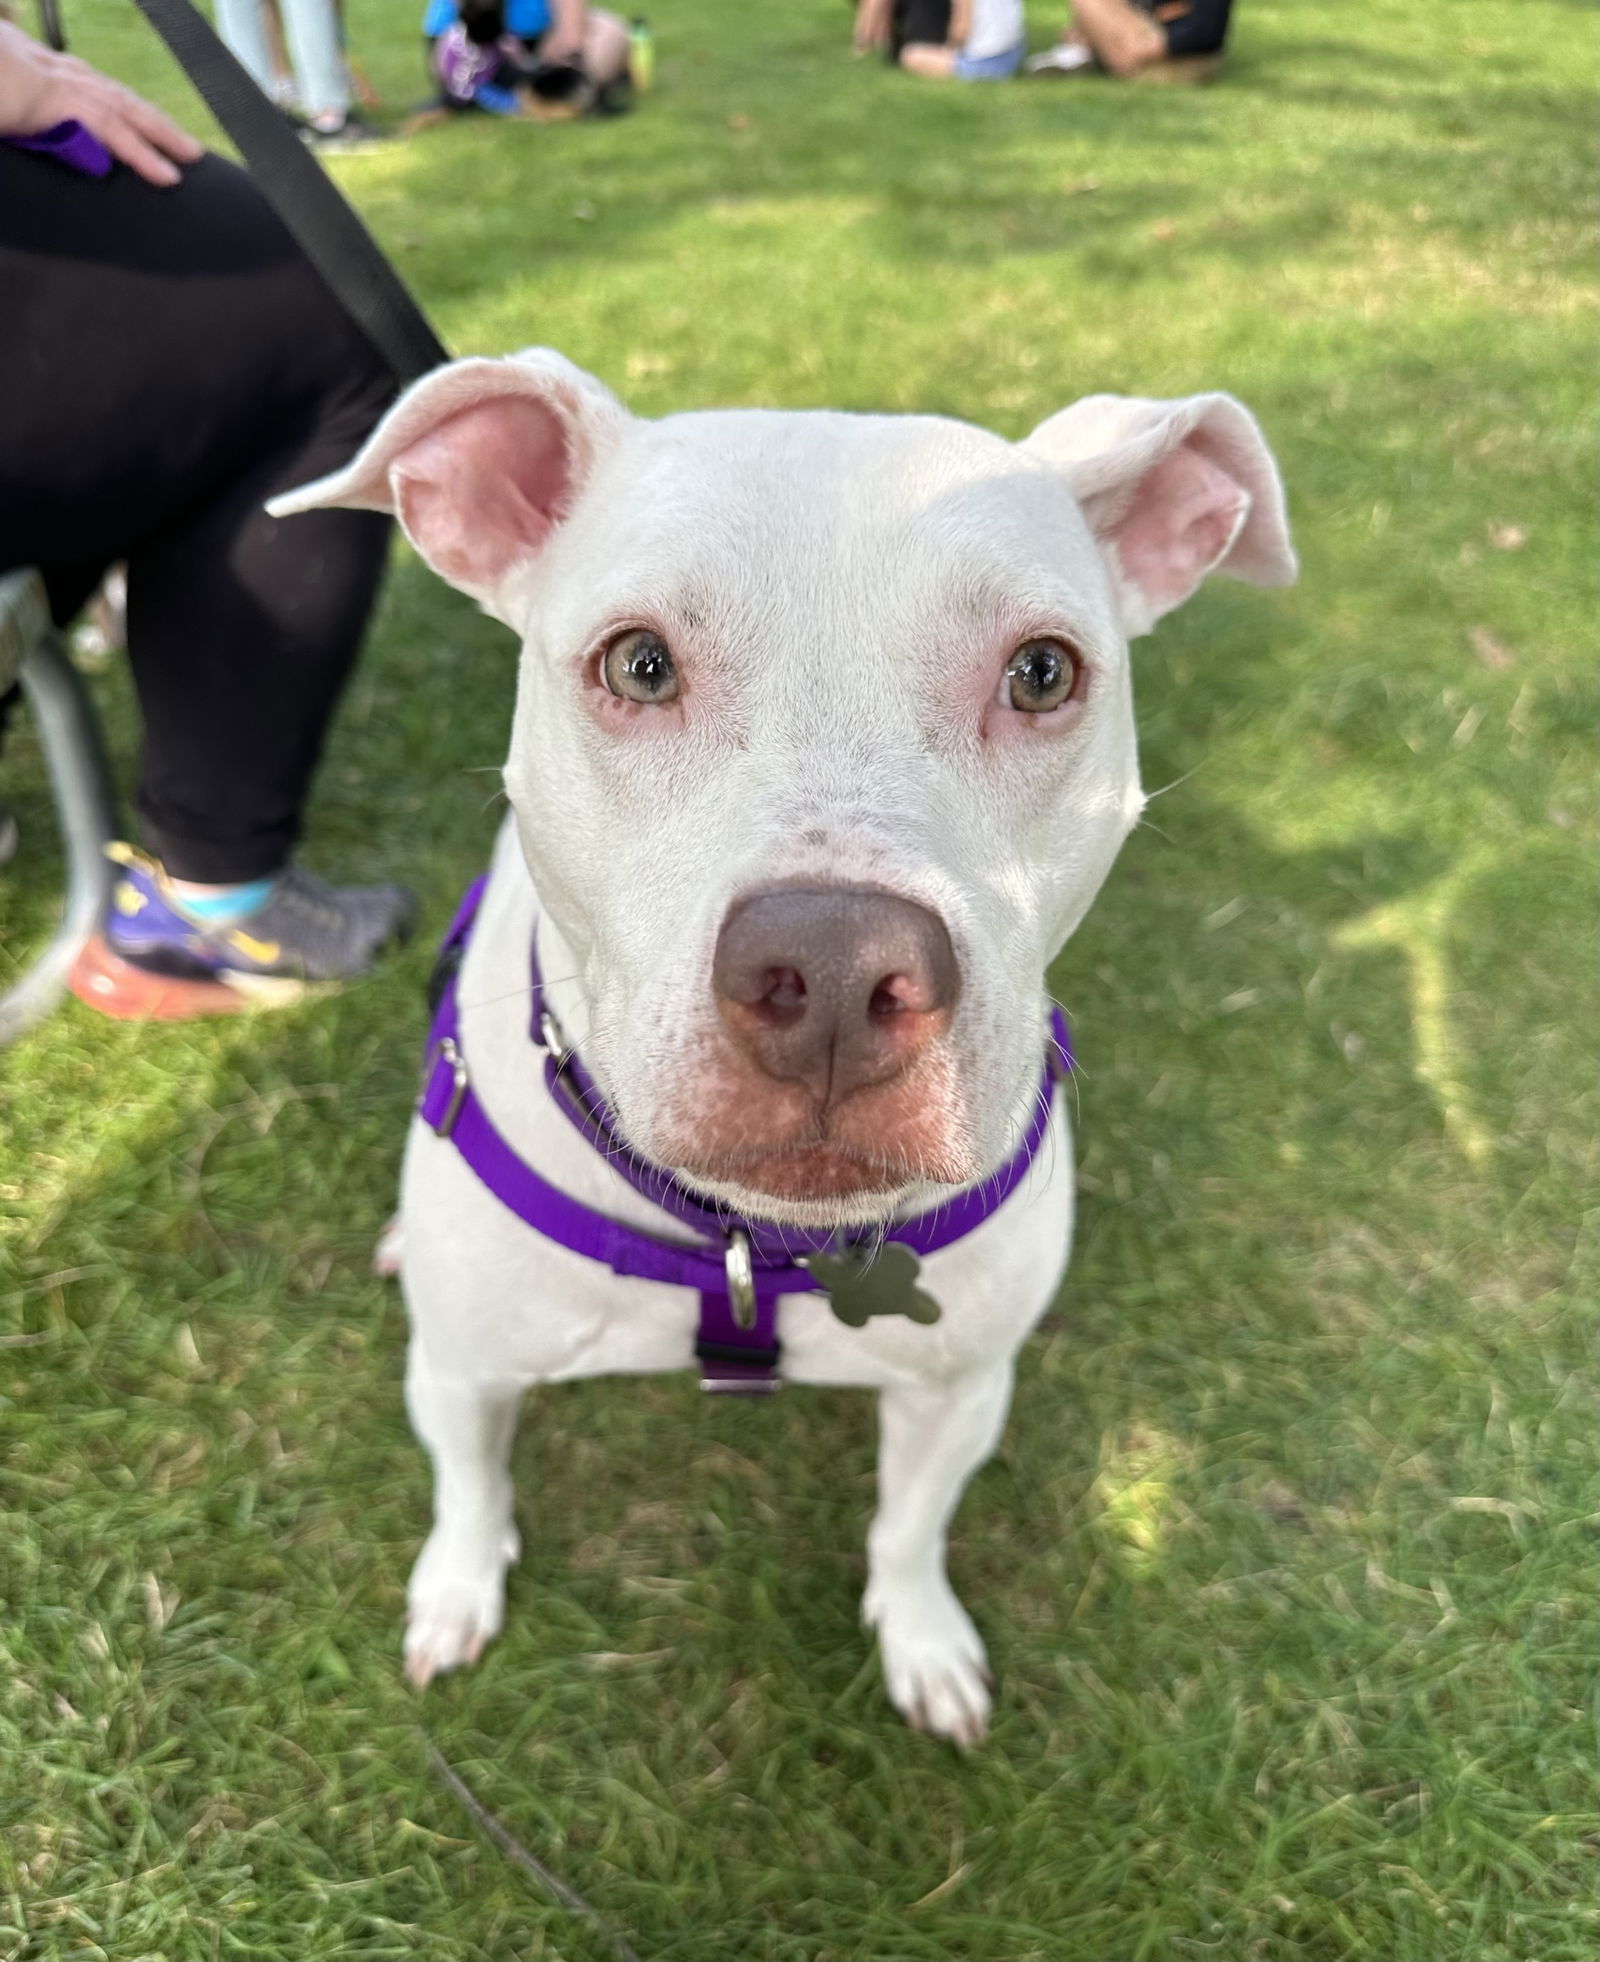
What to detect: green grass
<box><xmin>2</xmin><ymin>1</ymin><xmax>1595</xmax><ymax>1956</ymax></box>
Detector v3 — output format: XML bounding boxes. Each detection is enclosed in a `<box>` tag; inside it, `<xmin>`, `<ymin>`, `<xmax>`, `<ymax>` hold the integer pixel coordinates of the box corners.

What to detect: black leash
<box><xmin>126</xmin><ymin>0</ymin><xmax>449</xmax><ymax>385</ymax></box>
<box><xmin>36</xmin><ymin>0</ymin><xmax>66</xmax><ymax>53</ymax></box>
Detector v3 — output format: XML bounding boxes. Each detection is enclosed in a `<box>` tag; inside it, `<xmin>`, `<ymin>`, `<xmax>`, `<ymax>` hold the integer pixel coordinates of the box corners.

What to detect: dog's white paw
<box><xmin>864</xmin><ymin>1578</ymin><xmax>992</xmax><ymax>1746</ymax></box>
<box><xmin>403</xmin><ymin>1524</ymin><xmax>519</xmax><ymax>1688</ymax></box>
<box><xmin>372</xmin><ymin>1214</ymin><xmax>404</xmax><ymax>1278</ymax></box>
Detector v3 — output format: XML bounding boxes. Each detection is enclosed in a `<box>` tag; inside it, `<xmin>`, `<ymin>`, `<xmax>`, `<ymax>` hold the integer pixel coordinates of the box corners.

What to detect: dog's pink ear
<box><xmin>268</xmin><ymin>349</ymin><xmax>627</xmax><ymax>611</ymax></box>
<box><xmin>1024</xmin><ymin>393</ymin><xmax>1296</xmax><ymax>636</ymax></box>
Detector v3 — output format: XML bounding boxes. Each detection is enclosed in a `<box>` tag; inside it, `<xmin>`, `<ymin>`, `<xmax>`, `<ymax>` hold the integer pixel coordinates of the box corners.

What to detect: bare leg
<box><xmin>581</xmin><ymin>7</ymin><xmax>631</xmax><ymax>88</ymax></box>
<box><xmin>1069</xmin><ymin>0</ymin><xmax>1166</xmax><ymax>77</ymax></box>
<box><xmin>864</xmin><ymin>1365</ymin><xmax>1014</xmax><ymax>1743</ymax></box>
<box><xmin>900</xmin><ymin>41</ymin><xmax>958</xmax><ymax>77</ymax></box>
<box><xmin>403</xmin><ymin>1353</ymin><xmax>526</xmax><ymax>1686</ymax></box>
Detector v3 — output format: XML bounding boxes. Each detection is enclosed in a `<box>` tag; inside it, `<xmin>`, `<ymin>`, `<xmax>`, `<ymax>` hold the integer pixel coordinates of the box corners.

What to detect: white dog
<box><xmin>272</xmin><ymin>352</ymin><xmax>1294</xmax><ymax>1743</ymax></box>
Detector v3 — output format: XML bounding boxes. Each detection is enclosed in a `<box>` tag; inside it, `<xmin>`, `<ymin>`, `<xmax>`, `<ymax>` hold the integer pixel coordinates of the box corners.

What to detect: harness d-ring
<box><xmin>724</xmin><ymin>1228</ymin><xmax>757</xmax><ymax>1330</ymax></box>
<box><xmin>537</xmin><ymin>1007</ymin><xmax>567</xmax><ymax>1066</ymax></box>
<box><xmin>428</xmin><ymin>1036</ymin><xmax>469</xmax><ymax>1138</ymax></box>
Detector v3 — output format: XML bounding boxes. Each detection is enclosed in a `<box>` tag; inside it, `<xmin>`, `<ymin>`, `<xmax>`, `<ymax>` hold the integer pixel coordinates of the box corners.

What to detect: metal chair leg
<box><xmin>0</xmin><ymin>569</ymin><xmax>118</xmax><ymax>1045</ymax></box>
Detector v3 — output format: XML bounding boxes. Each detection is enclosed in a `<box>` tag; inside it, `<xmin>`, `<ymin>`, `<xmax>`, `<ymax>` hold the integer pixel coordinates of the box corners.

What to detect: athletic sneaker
<box><xmin>1025</xmin><ymin>42</ymin><xmax>1097</xmax><ymax>73</ymax></box>
<box><xmin>300</xmin><ymin>111</ymin><xmax>388</xmax><ymax>153</ymax></box>
<box><xmin>103</xmin><ymin>842</ymin><xmax>416</xmax><ymax>1000</ymax></box>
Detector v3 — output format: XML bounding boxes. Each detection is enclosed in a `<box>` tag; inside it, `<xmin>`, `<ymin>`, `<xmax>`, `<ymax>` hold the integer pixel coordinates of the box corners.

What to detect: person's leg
<box><xmin>280</xmin><ymin>0</ymin><xmax>350</xmax><ymax>119</ymax></box>
<box><xmin>899</xmin><ymin>40</ymin><xmax>957</xmax><ymax>76</ymax></box>
<box><xmin>213</xmin><ymin>0</ymin><xmax>278</xmax><ymax>96</ymax></box>
<box><xmin>263</xmin><ymin>1</ymin><xmax>299</xmax><ymax>104</ymax></box>
<box><xmin>1069</xmin><ymin>0</ymin><xmax>1165</xmax><ymax>75</ymax></box>
<box><xmin>127</xmin><ymin>414</ymin><xmax>391</xmax><ymax>885</ymax></box>
<box><xmin>578</xmin><ymin>7</ymin><xmax>629</xmax><ymax>88</ymax></box>
<box><xmin>0</xmin><ymin>147</ymin><xmax>399</xmax><ymax>899</ymax></box>
<box><xmin>277</xmin><ymin>0</ymin><xmax>351</xmax><ymax>122</ymax></box>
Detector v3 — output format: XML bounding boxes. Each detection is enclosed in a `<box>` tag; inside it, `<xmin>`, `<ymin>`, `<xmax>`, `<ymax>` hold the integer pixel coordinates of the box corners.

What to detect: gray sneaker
<box><xmin>104</xmin><ymin>843</ymin><xmax>416</xmax><ymax>1001</ymax></box>
<box><xmin>300</xmin><ymin>111</ymin><xmax>388</xmax><ymax>154</ymax></box>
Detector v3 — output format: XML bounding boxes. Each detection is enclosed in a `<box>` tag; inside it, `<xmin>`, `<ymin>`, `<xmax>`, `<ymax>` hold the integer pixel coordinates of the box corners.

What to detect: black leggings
<box><xmin>0</xmin><ymin>147</ymin><xmax>396</xmax><ymax>882</ymax></box>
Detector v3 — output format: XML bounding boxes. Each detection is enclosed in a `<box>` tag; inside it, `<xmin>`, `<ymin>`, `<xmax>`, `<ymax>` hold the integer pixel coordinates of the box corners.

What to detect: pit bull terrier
<box><xmin>271</xmin><ymin>352</ymin><xmax>1294</xmax><ymax>1742</ymax></box>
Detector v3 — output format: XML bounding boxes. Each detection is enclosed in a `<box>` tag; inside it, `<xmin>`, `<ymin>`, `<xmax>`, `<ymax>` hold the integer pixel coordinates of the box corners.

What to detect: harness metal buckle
<box><xmin>724</xmin><ymin>1227</ymin><xmax>757</xmax><ymax>1331</ymax></box>
<box><xmin>429</xmin><ymin>1036</ymin><xmax>470</xmax><ymax>1138</ymax></box>
<box><xmin>537</xmin><ymin>1007</ymin><xmax>568</xmax><ymax>1067</ymax></box>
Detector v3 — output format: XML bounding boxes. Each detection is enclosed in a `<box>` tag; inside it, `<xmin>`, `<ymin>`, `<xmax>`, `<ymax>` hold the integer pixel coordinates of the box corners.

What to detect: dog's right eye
<box><xmin>601</xmin><ymin>629</ymin><xmax>680</xmax><ymax>705</ymax></box>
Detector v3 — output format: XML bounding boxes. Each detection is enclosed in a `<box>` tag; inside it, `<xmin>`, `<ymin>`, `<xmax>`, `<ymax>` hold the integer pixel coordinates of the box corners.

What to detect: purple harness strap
<box><xmin>418</xmin><ymin>878</ymin><xmax>1072</xmax><ymax>1394</ymax></box>
<box><xmin>4</xmin><ymin>121</ymin><xmax>115</xmax><ymax>177</ymax></box>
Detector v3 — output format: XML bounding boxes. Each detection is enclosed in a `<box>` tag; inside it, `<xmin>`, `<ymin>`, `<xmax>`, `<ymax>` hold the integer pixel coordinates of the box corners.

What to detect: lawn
<box><xmin>1</xmin><ymin>1</ymin><xmax>1595</xmax><ymax>1957</ymax></box>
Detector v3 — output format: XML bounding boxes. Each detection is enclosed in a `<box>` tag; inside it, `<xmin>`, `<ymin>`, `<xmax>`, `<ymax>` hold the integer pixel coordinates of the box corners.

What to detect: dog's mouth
<box><xmin>672</xmin><ymin>1139</ymin><xmax>974</xmax><ymax>1214</ymax></box>
<box><xmin>630</xmin><ymin>1035</ymin><xmax>983</xmax><ymax>1221</ymax></box>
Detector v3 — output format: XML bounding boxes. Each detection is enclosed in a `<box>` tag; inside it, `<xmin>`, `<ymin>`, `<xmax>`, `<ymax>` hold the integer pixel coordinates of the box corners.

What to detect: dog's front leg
<box><xmin>863</xmin><ymin>1363</ymin><xmax>1014</xmax><ymax>1745</ymax></box>
<box><xmin>403</xmin><ymin>1347</ymin><xmax>526</xmax><ymax>1687</ymax></box>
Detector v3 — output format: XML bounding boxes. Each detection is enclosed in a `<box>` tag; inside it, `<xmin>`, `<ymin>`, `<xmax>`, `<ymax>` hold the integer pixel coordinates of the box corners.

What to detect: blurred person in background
<box><xmin>0</xmin><ymin>18</ymin><xmax>414</xmax><ymax>1014</ymax></box>
<box><xmin>852</xmin><ymin>0</ymin><xmax>946</xmax><ymax>60</ymax></box>
<box><xmin>1026</xmin><ymin>0</ymin><xmax>1233</xmax><ymax>78</ymax></box>
<box><xmin>898</xmin><ymin>0</ymin><xmax>1024</xmax><ymax>80</ymax></box>
<box><xmin>853</xmin><ymin>0</ymin><xmax>1025</xmax><ymax>82</ymax></box>
<box><xmin>423</xmin><ymin>0</ymin><xmax>629</xmax><ymax>118</ymax></box>
<box><xmin>215</xmin><ymin>0</ymin><xmax>383</xmax><ymax>148</ymax></box>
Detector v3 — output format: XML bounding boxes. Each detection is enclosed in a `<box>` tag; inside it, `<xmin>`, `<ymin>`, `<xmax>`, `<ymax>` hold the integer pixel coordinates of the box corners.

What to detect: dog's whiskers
<box><xmin>1142</xmin><ymin>760</ymin><xmax>1205</xmax><ymax>802</ymax></box>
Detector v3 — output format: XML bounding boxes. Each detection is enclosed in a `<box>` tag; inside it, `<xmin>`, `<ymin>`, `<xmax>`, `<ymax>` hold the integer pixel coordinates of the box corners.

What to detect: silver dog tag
<box><xmin>802</xmin><ymin>1242</ymin><xmax>941</xmax><ymax>1328</ymax></box>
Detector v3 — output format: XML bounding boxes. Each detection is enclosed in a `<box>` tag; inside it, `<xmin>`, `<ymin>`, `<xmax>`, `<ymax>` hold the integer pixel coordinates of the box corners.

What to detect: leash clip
<box><xmin>428</xmin><ymin>1036</ymin><xmax>470</xmax><ymax>1138</ymax></box>
<box><xmin>536</xmin><ymin>1007</ymin><xmax>568</xmax><ymax>1068</ymax></box>
<box><xmin>724</xmin><ymin>1228</ymin><xmax>757</xmax><ymax>1330</ymax></box>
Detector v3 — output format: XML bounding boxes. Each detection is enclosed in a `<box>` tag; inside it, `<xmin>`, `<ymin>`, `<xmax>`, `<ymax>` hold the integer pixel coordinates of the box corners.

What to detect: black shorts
<box><xmin>891</xmin><ymin>0</ymin><xmax>950</xmax><ymax>58</ymax></box>
<box><xmin>1142</xmin><ymin>0</ymin><xmax>1233</xmax><ymax>58</ymax></box>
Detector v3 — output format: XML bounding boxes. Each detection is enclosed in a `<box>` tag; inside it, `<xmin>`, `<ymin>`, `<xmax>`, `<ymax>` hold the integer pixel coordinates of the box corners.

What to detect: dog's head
<box><xmin>274</xmin><ymin>352</ymin><xmax>1294</xmax><ymax>1225</ymax></box>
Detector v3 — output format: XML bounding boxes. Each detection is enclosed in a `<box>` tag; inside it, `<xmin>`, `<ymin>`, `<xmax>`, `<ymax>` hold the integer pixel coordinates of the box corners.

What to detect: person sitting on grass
<box><xmin>423</xmin><ymin>0</ymin><xmax>628</xmax><ymax>118</ymax></box>
<box><xmin>855</xmin><ymin>0</ymin><xmax>1025</xmax><ymax>83</ymax></box>
<box><xmin>1026</xmin><ymin>0</ymin><xmax>1233</xmax><ymax>78</ymax></box>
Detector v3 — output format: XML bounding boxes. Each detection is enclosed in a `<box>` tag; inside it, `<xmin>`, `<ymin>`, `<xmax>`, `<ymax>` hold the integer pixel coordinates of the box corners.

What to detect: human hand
<box><xmin>0</xmin><ymin>20</ymin><xmax>202</xmax><ymax>186</ymax></box>
<box><xmin>852</xmin><ymin>0</ymin><xmax>891</xmax><ymax>54</ymax></box>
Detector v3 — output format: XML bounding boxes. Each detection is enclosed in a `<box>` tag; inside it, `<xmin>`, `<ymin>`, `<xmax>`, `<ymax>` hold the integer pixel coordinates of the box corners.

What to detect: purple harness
<box><xmin>5</xmin><ymin>121</ymin><xmax>114</xmax><ymax>177</ymax></box>
<box><xmin>418</xmin><ymin>879</ymin><xmax>1073</xmax><ymax>1393</ymax></box>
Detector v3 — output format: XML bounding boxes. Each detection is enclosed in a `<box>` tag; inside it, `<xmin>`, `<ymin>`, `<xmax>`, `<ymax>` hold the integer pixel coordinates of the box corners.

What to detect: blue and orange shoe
<box><xmin>70</xmin><ymin>843</ymin><xmax>416</xmax><ymax>1019</ymax></box>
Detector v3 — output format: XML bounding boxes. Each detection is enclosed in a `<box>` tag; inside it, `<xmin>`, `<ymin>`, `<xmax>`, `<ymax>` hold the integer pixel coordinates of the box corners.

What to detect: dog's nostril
<box><xmin>870</xmin><ymin>977</ymin><xmax>910</xmax><ymax>1017</ymax></box>
<box><xmin>870</xmin><ymin>971</ymin><xmax>940</xmax><ymax>1016</ymax></box>
<box><xmin>748</xmin><ymin>966</ymin><xmax>807</xmax><ymax>1027</ymax></box>
<box><xmin>767</xmin><ymin>966</ymin><xmax>806</xmax><ymax>1011</ymax></box>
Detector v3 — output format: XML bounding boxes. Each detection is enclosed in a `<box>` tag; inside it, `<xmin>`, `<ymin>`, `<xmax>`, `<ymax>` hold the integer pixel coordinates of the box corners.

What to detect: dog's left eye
<box><xmin>1002</xmin><ymin>637</ymin><xmax>1083</xmax><ymax>714</ymax></box>
<box><xmin>602</xmin><ymin>629</ymin><xmax>680</xmax><ymax>705</ymax></box>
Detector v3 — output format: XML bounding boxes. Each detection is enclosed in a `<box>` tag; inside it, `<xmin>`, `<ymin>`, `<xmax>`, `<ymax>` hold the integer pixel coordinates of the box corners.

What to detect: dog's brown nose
<box><xmin>713</xmin><ymin>887</ymin><xmax>959</xmax><ymax>1106</ymax></box>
